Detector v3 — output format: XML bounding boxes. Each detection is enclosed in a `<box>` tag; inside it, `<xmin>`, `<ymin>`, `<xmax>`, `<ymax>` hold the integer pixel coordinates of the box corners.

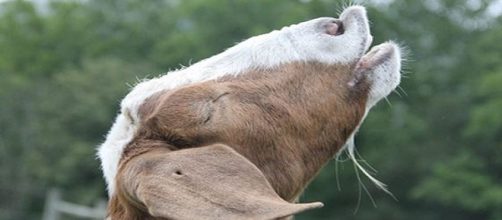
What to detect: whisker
<box><xmin>361</xmin><ymin>177</ymin><xmax>377</xmax><ymax>208</ymax></box>
<box><xmin>384</xmin><ymin>96</ymin><xmax>392</xmax><ymax>107</ymax></box>
<box><xmin>348</xmin><ymin>139</ymin><xmax>395</xmax><ymax>198</ymax></box>
<box><xmin>355</xmin><ymin>148</ymin><xmax>378</xmax><ymax>174</ymax></box>
<box><xmin>125</xmin><ymin>82</ymin><xmax>134</xmax><ymax>89</ymax></box>
<box><xmin>335</xmin><ymin>159</ymin><xmax>342</xmax><ymax>191</ymax></box>
<box><xmin>392</xmin><ymin>90</ymin><xmax>403</xmax><ymax>97</ymax></box>
<box><xmin>353</xmin><ymin>163</ymin><xmax>362</xmax><ymax>214</ymax></box>
<box><xmin>397</xmin><ymin>85</ymin><xmax>408</xmax><ymax>96</ymax></box>
<box><xmin>353</xmin><ymin>162</ymin><xmax>377</xmax><ymax>214</ymax></box>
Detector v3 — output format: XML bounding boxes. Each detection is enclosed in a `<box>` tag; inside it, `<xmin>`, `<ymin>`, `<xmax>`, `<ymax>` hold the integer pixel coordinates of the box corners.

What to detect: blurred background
<box><xmin>0</xmin><ymin>0</ymin><xmax>501</xmax><ymax>219</ymax></box>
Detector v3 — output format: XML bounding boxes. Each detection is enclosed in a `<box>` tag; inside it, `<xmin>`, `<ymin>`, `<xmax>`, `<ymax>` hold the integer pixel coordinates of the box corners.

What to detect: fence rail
<box><xmin>42</xmin><ymin>188</ymin><xmax>106</xmax><ymax>220</ymax></box>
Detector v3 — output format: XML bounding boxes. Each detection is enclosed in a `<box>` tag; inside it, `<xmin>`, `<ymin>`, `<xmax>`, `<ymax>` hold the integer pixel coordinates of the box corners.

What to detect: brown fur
<box><xmin>109</xmin><ymin>61</ymin><xmax>369</xmax><ymax>219</ymax></box>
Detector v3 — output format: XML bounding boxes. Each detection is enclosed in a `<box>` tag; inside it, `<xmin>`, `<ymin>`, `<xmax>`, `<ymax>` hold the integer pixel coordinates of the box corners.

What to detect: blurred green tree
<box><xmin>0</xmin><ymin>0</ymin><xmax>500</xmax><ymax>219</ymax></box>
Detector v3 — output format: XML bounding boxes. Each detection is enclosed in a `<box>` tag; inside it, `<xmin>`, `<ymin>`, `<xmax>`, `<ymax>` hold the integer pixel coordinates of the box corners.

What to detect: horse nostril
<box><xmin>326</xmin><ymin>20</ymin><xmax>344</xmax><ymax>36</ymax></box>
<box><xmin>335</xmin><ymin>20</ymin><xmax>344</xmax><ymax>35</ymax></box>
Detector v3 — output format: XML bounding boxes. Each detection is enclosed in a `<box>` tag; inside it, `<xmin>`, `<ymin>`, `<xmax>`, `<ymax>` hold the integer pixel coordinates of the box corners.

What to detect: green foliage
<box><xmin>0</xmin><ymin>0</ymin><xmax>500</xmax><ymax>219</ymax></box>
<box><xmin>412</xmin><ymin>152</ymin><xmax>502</xmax><ymax>219</ymax></box>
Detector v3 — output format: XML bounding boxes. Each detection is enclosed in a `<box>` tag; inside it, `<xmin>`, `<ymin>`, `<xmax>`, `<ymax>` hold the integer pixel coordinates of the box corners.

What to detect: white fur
<box><xmin>98</xmin><ymin>114</ymin><xmax>135</xmax><ymax>194</ymax></box>
<box><xmin>366</xmin><ymin>42</ymin><xmax>402</xmax><ymax>107</ymax></box>
<box><xmin>339</xmin><ymin>42</ymin><xmax>402</xmax><ymax>195</ymax></box>
<box><xmin>98</xmin><ymin>6</ymin><xmax>383</xmax><ymax>196</ymax></box>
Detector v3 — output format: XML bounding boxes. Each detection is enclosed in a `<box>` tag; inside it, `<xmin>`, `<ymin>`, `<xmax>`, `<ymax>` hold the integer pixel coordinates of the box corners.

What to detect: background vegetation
<box><xmin>0</xmin><ymin>0</ymin><xmax>500</xmax><ymax>219</ymax></box>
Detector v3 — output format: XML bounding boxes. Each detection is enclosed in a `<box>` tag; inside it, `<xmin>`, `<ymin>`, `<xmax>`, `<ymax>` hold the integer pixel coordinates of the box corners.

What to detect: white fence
<box><xmin>42</xmin><ymin>188</ymin><xmax>106</xmax><ymax>220</ymax></box>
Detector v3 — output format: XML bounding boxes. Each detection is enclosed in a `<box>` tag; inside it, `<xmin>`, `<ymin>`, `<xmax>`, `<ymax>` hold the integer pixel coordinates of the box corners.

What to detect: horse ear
<box><xmin>115</xmin><ymin>144</ymin><xmax>322</xmax><ymax>220</ymax></box>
